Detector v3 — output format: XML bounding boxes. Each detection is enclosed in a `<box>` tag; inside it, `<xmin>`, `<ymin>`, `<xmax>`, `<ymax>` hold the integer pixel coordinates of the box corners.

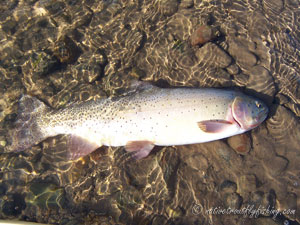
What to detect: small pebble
<box><xmin>226</xmin><ymin>64</ymin><xmax>240</xmax><ymax>75</ymax></box>
<box><xmin>190</xmin><ymin>25</ymin><xmax>215</xmax><ymax>46</ymax></box>
<box><xmin>219</xmin><ymin>180</ymin><xmax>237</xmax><ymax>193</ymax></box>
<box><xmin>224</xmin><ymin>192</ymin><xmax>243</xmax><ymax>209</ymax></box>
<box><xmin>233</xmin><ymin>73</ymin><xmax>249</xmax><ymax>86</ymax></box>
<box><xmin>227</xmin><ymin>133</ymin><xmax>251</xmax><ymax>155</ymax></box>
<box><xmin>0</xmin><ymin>140</ymin><xmax>6</xmax><ymax>147</ymax></box>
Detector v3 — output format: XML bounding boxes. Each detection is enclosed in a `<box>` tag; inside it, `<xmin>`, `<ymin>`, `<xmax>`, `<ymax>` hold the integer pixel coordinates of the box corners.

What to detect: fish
<box><xmin>0</xmin><ymin>220</ymin><xmax>49</xmax><ymax>225</ymax></box>
<box><xmin>7</xmin><ymin>82</ymin><xmax>268</xmax><ymax>160</ymax></box>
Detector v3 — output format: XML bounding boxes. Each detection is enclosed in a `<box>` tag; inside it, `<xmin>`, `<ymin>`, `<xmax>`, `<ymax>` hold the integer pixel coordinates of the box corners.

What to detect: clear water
<box><xmin>0</xmin><ymin>0</ymin><xmax>300</xmax><ymax>224</ymax></box>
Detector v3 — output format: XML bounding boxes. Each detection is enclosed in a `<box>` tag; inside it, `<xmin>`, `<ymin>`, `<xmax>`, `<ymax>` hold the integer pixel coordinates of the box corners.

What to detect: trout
<box><xmin>7</xmin><ymin>83</ymin><xmax>268</xmax><ymax>159</ymax></box>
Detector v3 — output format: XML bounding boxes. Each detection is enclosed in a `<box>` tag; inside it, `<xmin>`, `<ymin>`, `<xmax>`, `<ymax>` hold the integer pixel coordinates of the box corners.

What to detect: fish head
<box><xmin>231</xmin><ymin>95</ymin><xmax>268</xmax><ymax>130</ymax></box>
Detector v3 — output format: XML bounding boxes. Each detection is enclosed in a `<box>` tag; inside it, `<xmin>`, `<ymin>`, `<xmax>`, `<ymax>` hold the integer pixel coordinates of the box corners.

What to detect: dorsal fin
<box><xmin>121</xmin><ymin>81</ymin><xmax>159</xmax><ymax>96</ymax></box>
<box><xmin>129</xmin><ymin>81</ymin><xmax>157</xmax><ymax>92</ymax></box>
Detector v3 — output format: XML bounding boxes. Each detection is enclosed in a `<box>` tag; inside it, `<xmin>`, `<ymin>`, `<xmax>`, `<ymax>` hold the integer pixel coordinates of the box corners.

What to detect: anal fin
<box><xmin>67</xmin><ymin>135</ymin><xmax>100</xmax><ymax>160</ymax></box>
<box><xmin>125</xmin><ymin>140</ymin><xmax>155</xmax><ymax>159</ymax></box>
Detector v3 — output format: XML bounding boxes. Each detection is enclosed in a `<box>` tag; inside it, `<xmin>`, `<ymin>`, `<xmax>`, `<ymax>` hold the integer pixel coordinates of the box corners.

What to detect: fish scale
<box><xmin>7</xmin><ymin>83</ymin><xmax>268</xmax><ymax>160</ymax></box>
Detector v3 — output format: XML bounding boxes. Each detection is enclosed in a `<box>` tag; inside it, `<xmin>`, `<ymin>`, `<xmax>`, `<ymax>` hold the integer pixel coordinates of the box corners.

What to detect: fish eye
<box><xmin>255</xmin><ymin>101</ymin><xmax>262</xmax><ymax>108</ymax></box>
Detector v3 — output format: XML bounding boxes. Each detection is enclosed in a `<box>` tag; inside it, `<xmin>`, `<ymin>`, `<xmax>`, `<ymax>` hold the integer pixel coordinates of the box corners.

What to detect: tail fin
<box><xmin>7</xmin><ymin>95</ymin><xmax>49</xmax><ymax>152</ymax></box>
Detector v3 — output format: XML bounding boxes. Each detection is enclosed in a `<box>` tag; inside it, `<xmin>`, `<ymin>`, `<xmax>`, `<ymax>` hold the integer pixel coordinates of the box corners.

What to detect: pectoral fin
<box><xmin>67</xmin><ymin>135</ymin><xmax>100</xmax><ymax>160</ymax></box>
<box><xmin>125</xmin><ymin>140</ymin><xmax>155</xmax><ymax>159</ymax></box>
<box><xmin>198</xmin><ymin>120</ymin><xmax>233</xmax><ymax>133</ymax></box>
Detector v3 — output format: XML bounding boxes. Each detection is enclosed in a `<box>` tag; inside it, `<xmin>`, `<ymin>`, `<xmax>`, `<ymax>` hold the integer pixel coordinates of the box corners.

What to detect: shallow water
<box><xmin>0</xmin><ymin>0</ymin><xmax>300</xmax><ymax>224</ymax></box>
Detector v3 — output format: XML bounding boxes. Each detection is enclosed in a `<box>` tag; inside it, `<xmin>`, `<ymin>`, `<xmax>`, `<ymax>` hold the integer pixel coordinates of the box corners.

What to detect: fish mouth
<box><xmin>257</xmin><ymin>108</ymin><xmax>268</xmax><ymax>121</ymax></box>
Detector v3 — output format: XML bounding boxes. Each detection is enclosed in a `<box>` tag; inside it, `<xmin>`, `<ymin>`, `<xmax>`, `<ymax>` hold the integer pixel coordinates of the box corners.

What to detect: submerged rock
<box><xmin>2</xmin><ymin>193</ymin><xmax>26</xmax><ymax>216</ymax></box>
<box><xmin>219</xmin><ymin>180</ymin><xmax>237</xmax><ymax>193</ymax></box>
<box><xmin>2</xmin><ymin>18</ymin><xmax>17</xmax><ymax>35</ymax></box>
<box><xmin>195</xmin><ymin>42</ymin><xmax>232</xmax><ymax>68</ymax></box>
<box><xmin>72</xmin><ymin>63</ymin><xmax>101</xmax><ymax>83</ymax></box>
<box><xmin>159</xmin><ymin>0</ymin><xmax>179</xmax><ymax>17</ymax></box>
<box><xmin>72</xmin><ymin>51</ymin><xmax>106</xmax><ymax>83</ymax></box>
<box><xmin>190</xmin><ymin>25</ymin><xmax>216</xmax><ymax>46</ymax></box>
<box><xmin>53</xmin><ymin>36</ymin><xmax>81</xmax><ymax>64</ymax></box>
<box><xmin>181</xmin><ymin>152</ymin><xmax>209</xmax><ymax>172</ymax></box>
<box><xmin>179</xmin><ymin>0</ymin><xmax>194</xmax><ymax>8</ymax></box>
<box><xmin>262</xmin><ymin>155</ymin><xmax>288</xmax><ymax>176</ymax></box>
<box><xmin>246</xmin><ymin>65</ymin><xmax>275</xmax><ymax>105</ymax></box>
<box><xmin>262</xmin><ymin>0</ymin><xmax>284</xmax><ymax>16</ymax></box>
<box><xmin>277</xmin><ymin>192</ymin><xmax>297</xmax><ymax>221</ymax></box>
<box><xmin>24</xmin><ymin>51</ymin><xmax>59</xmax><ymax>77</ymax></box>
<box><xmin>228</xmin><ymin>37</ymin><xmax>258</xmax><ymax>69</ymax></box>
<box><xmin>224</xmin><ymin>192</ymin><xmax>243</xmax><ymax>209</ymax></box>
<box><xmin>1</xmin><ymin>0</ymin><xmax>300</xmax><ymax>224</ymax></box>
<box><xmin>233</xmin><ymin>73</ymin><xmax>249</xmax><ymax>86</ymax></box>
<box><xmin>226</xmin><ymin>64</ymin><xmax>240</xmax><ymax>75</ymax></box>
<box><xmin>0</xmin><ymin>184</ymin><xmax>7</xmax><ymax>197</ymax></box>
<box><xmin>15</xmin><ymin>17</ymin><xmax>58</xmax><ymax>51</ymax></box>
<box><xmin>227</xmin><ymin>133</ymin><xmax>251</xmax><ymax>155</ymax></box>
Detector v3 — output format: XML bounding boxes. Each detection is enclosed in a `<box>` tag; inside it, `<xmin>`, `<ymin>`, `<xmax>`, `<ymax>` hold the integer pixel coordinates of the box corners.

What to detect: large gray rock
<box><xmin>195</xmin><ymin>42</ymin><xmax>232</xmax><ymax>68</ymax></box>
